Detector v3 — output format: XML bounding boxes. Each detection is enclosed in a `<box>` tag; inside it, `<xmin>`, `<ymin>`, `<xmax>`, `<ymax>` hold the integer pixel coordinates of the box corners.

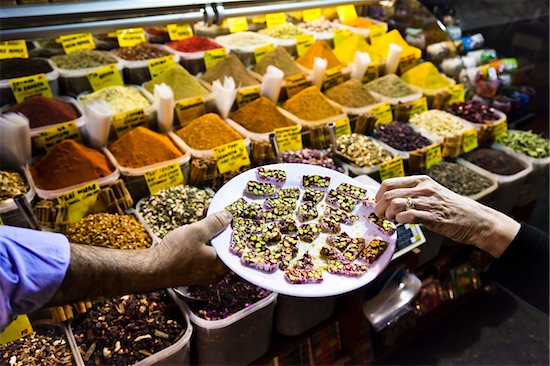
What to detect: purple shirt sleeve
<box><xmin>0</xmin><ymin>226</ymin><xmax>70</xmax><ymax>330</ymax></box>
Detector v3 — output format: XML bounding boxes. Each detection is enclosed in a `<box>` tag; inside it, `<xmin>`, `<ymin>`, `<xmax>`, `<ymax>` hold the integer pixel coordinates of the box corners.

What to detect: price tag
<box><xmin>398</xmin><ymin>54</ymin><xmax>418</xmax><ymax>74</ymax></box>
<box><xmin>335</xmin><ymin>117</ymin><xmax>351</xmax><ymax>138</ymax></box>
<box><xmin>285</xmin><ymin>73</ymin><xmax>309</xmax><ymax>98</ymax></box>
<box><xmin>147</xmin><ymin>55</ymin><xmax>176</xmax><ymax>79</ymax></box>
<box><xmin>236</xmin><ymin>86</ymin><xmax>261</xmax><ymax>108</ymax></box>
<box><xmin>266</xmin><ymin>12</ymin><xmax>286</xmax><ymax>28</ymax></box>
<box><xmin>379</xmin><ymin>156</ymin><xmax>405</xmax><ymax>181</ymax></box>
<box><xmin>409</xmin><ymin>97</ymin><xmax>428</xmax><ymax>118</ymax></box>
<box><xmin>322</xmin><ymin>66</ymin><xmax>344</xmax><ymax>91</ymax></box>
<box><xmin>369</xmin><ymin>23</ymin><xmax>386</xmax><ymax>39</ymax></box>
<box><xmin>213</xmin><ymin>139</ymin><xmax>251</xmax><ymax>174</ymax></box>
<box><xmin>371</xmin><ymin>102</ymin><xmax>393</xmax><ymax>125</ymax></box>
<box><xmin>333</xmin><ymin>28</ymin><xmax>351</xmax><ymax>48</ymax></box>
<box><xmin>337</xmin><ymin>5</ymin><xmax>358</xmax><ymax>22</ymax></box>
<box><xmin>302</xmin><ymin>8</ymin><xmax>322</xmax><ymax>22</ymax></box>
<box><xmin>112</xmin><ymin>108</ymin><xmax>147</xmax><ymax>137</ymax></box>
<box><xmin>10</xmin><ymin>74</ymin><xmax>52</xmax><ymax>104</ymax></box>
<box><xmin>57</xmin><ymin>182</ymin><xmax>101</xmax><ymax>223</ymax></box>
<box><xmin>275</xmin><ymin>125</ymin><xmax>302</xmax><ymax>152</ymax></box>
<box><xmin>166</xmin><ymin>23</ymin><xmax>193</xmax><ymax>41</ymax></box>
<box><xmin>252</xmin><ymin>16</ymin><xmax>266</xmax><ymax>25</ymax></box>
<box><xmin>492</xmin><ymin>119</ymin><xmax>508</xmax><ymax>139</ymax></box>
<box><xmin>296</xmin><ymin>34</ymin><xmax>315</xmax><ymax>57</ymax></box>
<box><xmin>87</xmin><ymin>63</ymin><xmax>124</xmax><ymax>91</ymax></box>
<box><xmin>39</xmin><ymin>121</ymin><xmax>81</xmax><ymax>151</ymax></box>
<box><xmin>144</xmin><ymin>161</ymin><xmax>184</xmax><ymax>195</ymax></box>
<box><xmin>116</xmin><ymin>28</ymin><xmax>146</xmax><ymax>47</ymax></box>
<box><xmin>204</xmin><ymin>48</ymin><xmax>226</xmax><ymax>70</ymax></box>
<box><xmin>0</xmin><ymin>216</ymin><xmax>3</xmax><ymax>225</ymax></box>
<box><xmin>362</xmin><ymin>63</ymin><xmax>379</xmax><ymax>83</ymax></box>
<box><xmin>0</xmin><ymin>40</ymin><xmax>29</xmax><ymax>59</ymax></box>
<box><xmin>254</xmin><ymin>43</ymin><xmax>275</xmax><ymax>63</ymax></box>
<box><xmin>59</xmin><ymin>33</ymin><xmax>95</xmax><ymax>54</ymax></box>
<box><xmin>462</xmin><ymin>128</ymin><xmax>478</xmax><ymax>153</ymax></box>
<box><xmin>425</xmin><ymin>143</ymin><xmax>442</xmax><ymax>169</ymax></box>
<box><xmin>227</xmin><ymin>17</ymin><xmax>249</xmax><ymax>33</ymax></box>
<box><xmin>0</xmin><ymin>315</ymin><xmax>33</xmax><ymax>344</ymax></box>
<box><xmin>448</xmin><ymin>84</ymin><xmax>465</xmax><ymax>105</ymax></box>
<box><xmin>175</xmin><ymin>96</ymin><xmax>206</xmax><ymax>126</ymax></box>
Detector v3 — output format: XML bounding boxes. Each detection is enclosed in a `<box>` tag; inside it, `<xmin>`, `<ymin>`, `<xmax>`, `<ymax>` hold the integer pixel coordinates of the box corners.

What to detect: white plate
<box><xmin>207</xmin><ymin>163</ymin><xmax>396</xmax><ymax>297</ymax></box>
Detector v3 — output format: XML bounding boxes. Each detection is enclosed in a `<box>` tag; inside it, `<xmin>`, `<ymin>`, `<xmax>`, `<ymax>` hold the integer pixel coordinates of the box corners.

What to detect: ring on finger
<box><xmin>406</xmin><ymin>197</ymin><xmax>415</xmax><ymax>210</ymax></box>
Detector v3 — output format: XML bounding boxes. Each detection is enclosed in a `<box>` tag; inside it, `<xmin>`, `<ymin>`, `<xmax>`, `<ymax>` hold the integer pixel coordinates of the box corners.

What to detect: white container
<box><xmin>181</xmin><ymin>291</ymin><xmax>277</xmax><ymax>365</ymax></box>
<box><xmin>198</xmin><ymin>70</ymin><xmax>262</xmax><ymax>92</ymax></box>
<box><xmin>333</xmin><ymin>137</ymin><xmax>399</xmax><ymax>176</ymax></box>
<box><xmin>0</xmin><ymin>167</ymin><xmax>36</xmax><ymax>214</ymax></box>
<box><xmin>111</xmin><ymin>46</ymin><xmax>181</xmax><ymax>85</ymax></box>
<box><xmin>275</xmin><ymin>295</ymin><xmax>336</xmax><ymax>336</ymax></box>
<box><xmin>214</xmin><ymin>32</ymin><xmax>274</xmax><ymax>67</ymax></box>
<box><xmin>334</xmin><ymin>18</ymin><xmax>388</xmax><ymax>40</ymax></box>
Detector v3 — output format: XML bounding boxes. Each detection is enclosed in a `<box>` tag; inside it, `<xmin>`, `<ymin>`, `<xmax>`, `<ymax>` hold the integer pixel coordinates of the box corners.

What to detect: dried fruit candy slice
<box><xmin>360</xmin><ymin>237</ymin><xmax>388</xmax><ymax>263</ymax></box>
<box><xmin>319</xmin><ymin>246</ymin><xmax>368</xmax><ymax>277</ymax></box>
<box><xmin>232</xmin><ymin>217</ymin><xmax>266</xmax><ymax>234</ymax></box>
<box><xmin>368</xmin><ymin>213</ymin><xmax>397</xmax><ymax>236</ymax></box>
<box><xmin>269</xmin><ymin>236</ymin><xmax>299</xmax><ymax>269</ymax></box>
<box><xmin>326</xmin><ymin>233</ymin><xmax>365</xmax><ymax>261</ymax></box>
<box><xmin>361</xmin><ymin>196</ymin><xmax>376</xmax><ymax>208</ymax></box>
<box><xmin>241</xmin><ymin>246</ymin><xmax>279</xmax><ymax>272</ymax></box>
<box><xmin>335</xmin><ymin>183</ymin><xmax>367</xmax><ymax>199</ymax></box>
<box><xmin>325</xmin><ymin>206</ymin><xmax>358</xmax><ymax>224</ymax></box>
<box><xmin>261</xmin><ymin>221</ymin><xmax>282</xmax><ymax>243</ymax></box>
<box><xmin>225</xmin><ymin>197</ymin><xmax>248</xmax><ymax>217</ymax></box>
<box><xmin>326</xmin><ymin>189</ymin><xmax>359</xmax><ymax>211</ymax></box>
<box><xmin>277</xmin><ymin>187</ymin><xmax>301</xmax><ymax>199</ymax></box>
<box><xmin>284</xmin><ymin>251</ymin><xmax>323</xmax><ymax>284</ymax></box>
<box><xmin>319</xmin><ymin>215</ymin><xmax>341</xmax><ymax>234</ymax></box>
<box><xmin>302</xmin><ymin>188</ymin><xmax>325</xmax><ymax>204</ymax></box>
<box><xmin>263</xmin><ymin>206</ymin><xmax>295</xmax><ymax>221</ymax></box>
<box><xmin>302</xmin><ymin>174</ymin><xmax>331</xmax><ymax>189</ymax></box>
<box><xmin>241</xmin><ymin>202</ymin><xmax>264</xmax><ymax>220</ymax></box>
<box><xmin>257</xmin><ymin>167</ymin><xmax>287</xmax><ymax>183</ymax></box>
<box><xmin>296</xmin><ymin>201</ymin><xmax>319</xmax><ymax>222</ymax></box>
<box><xmin>264</xmin><ymin>197</ymin><xmax>298</xmax><ymax>210</ymax></box>
<box><xmin>244</xmin><ymin>181</ymin><xmax>276</xmax><ymax>198</ymax></box>
<box><xmin>277</xmin><ymin>216</ymin><xmax>298</xmax><ymax>233</ymax></box>
<box><xmin>298</xmin><ymin>222</ymin><xmax>321</xmax><ymax>242</ymax></box>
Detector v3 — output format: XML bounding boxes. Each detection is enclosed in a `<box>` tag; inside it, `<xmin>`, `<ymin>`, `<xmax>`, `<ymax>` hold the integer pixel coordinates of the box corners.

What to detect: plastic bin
<box><xmin>181</xmin><ymin>291</ymin><xmax>277</xmax><ymax>365</ymax></box>
<box><xmin>275</xmin><ymin>295</ymin><xmax>336</xmax><ymax>336</ymax></box>
<box><xmin>52</xmin><ymin>59</ymin><xmax>125</xmax><ymax>97</ymax></box>
<box><xmin>214</xmin><ymin>32</ymin><xmax>274</xmax><ymax>67</ymax></box>
<box><xmin>0</xmin><ymin>167</ymin><xmax>36</xmax><ymax>223</ymax></box>
<box><xmin>111</xmin><ymin>46</ymin><xmax>181</xmax><ymax>85</ymax></box>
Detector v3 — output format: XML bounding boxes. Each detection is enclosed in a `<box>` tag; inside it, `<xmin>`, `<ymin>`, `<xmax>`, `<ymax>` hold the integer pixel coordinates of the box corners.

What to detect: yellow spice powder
<box><xmin>176</xmin><ymin>113</ymin><xmax>242</xmax><ymax>150</ymax></box>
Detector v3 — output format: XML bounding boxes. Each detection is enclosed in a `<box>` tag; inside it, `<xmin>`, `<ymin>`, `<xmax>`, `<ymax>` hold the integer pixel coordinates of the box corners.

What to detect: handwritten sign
<box><xmin>167</xmin><ymin>23</ymin><xmax>193</xmax><ymax>40</ymax></box>
<box><xmin>409</xmin><ymin>97</ymin><xmax>428</xmax><ymax>118</ymax></box>
<box><xmin>147</xmin><ymin>55</ymin><xmax>176</xmax><ymax>79</ymax></box>
<box><xmin>39</xmin><ymin>121</ymin><xmax>81</xmax><ymax>151</ymax></box>
<box><xmin>285</xmin><ymin>73</ymin><xmax>309</xmax><ymax>98</ymax></box>
<box><xmin>175</xmin><ymin>96</ymin><xmax>206</xmax><ymax>126</ymax></box>
<box><xmin>337</xmin><ymin>5</ymin><xmax>358</xmax><ymax>22</ymax></box>
<box><xmin>10</xmin><ymin>74</ymin><xmax>52</xmax><ymax>103</ymax></box>
<box><xmin>0</xmin><ymin>40</ymin><xmax>28</xmax><ymax>59</ymax></box>
<box><xmin>275</xmin><ymin>125</ymin><xmax>302</xmax><ymax>152</ymax></box>
<box><xmin>266</xmin><ymin>13</ymin><xmax>286</xmax><ymax>28</ymax></box>
<box><xmin>144</xmin><ymin>161</ymin><xmax>184</xmax><ymax>195</ymax></box>
<box><xmin>236</xmin><ymin>86</ymin><xmax>261</xmax><ymax>108</ymax></box>
<box><xmin>335</xmin><ymin>117</ymin><xmax>351</xmax><ymax>138</ymax></box>
<box><xmin>371</xmin><ymin>102</ymin><xmax>393</xmax><ymax>125</ymax></box>
<box><xmin>492</xmin><ymin>119</ymin><xmax>508</xmax><ymax>139</ymax></box>
<box><xmin>448</xmin><ymin>84</ymin><xmax>465</xmax><ymax>105</ymax></box>
<box><xmin>59</xmin><ymin>33</ymin><xmax>95</xmax><ymax>54</ymax></box>
<box><xmin>379</xmin><ymin>156</ymin><xmax>405</xmax><ymax>181</ymax></box>
<box><xmin>362</xmin><ymin>63</ymin><xmax>380</xmax><ymax>83</ymax></box>
<box><xmin>369</xmin><ymin>23</ymin><xmax>386</xmax><ymax>39</ymax></box>
<box><xmin>57</xmin><ymin>182</ymin><xmax>101</xmax><ymax>223</ymax></box>
<box><xmin>87</xmin><ymin>63</ymin><xmax>124</xmax><ymax>91</ymax></box>
<box><xmin>112</xmin><ymin>108</ymin><xmax>147</xmax><ymax>137</ymax></box>
<box><xmin>204</xmin><ymin>48</ymin><xmax>226</xmax><ymax>70</ymax></box>
<box><xmin>303</xmin><ymin>8</ymin><xmax>322</xmax><ymax>22</ymax></box>
<box><xmin>0</xmin><ymin>315</ymin><xmax>33</xmax><ymax>344</ymax></box>
<box><xmin>425</xmin><ymin>143</ymin><xmax>442</xmax><ymax>169</ymax></box>
<box><xmin>462</xmin><ymin>128</ymin><xmax>478</xmax><ymax>153</ymax></box>
<box><xmin>322</xmin><ymin>66</ymin><xmax>344</xmax><ymax>91</ymax></box>
<box><xmin>296</xmin><ymin>34</ymin><xmax>315</xmax><ymax>57</ymax></box>
<box><xmin>254</xmin><ymin>43</ymin><xmax>275</xmax><ymax>63</ymax></box>
<box><xmin>213</xmin><ymin>140</ymin><xmax>250</xmax><ymax>174</ymax></box>
<box><xmin>116</xmin><ymin>28</ymin><xmax>146</xmax><ymax>47</ymax></box>
<box><xmin>227</xmin><ymin>17</ymin><xmax>249</xmax><ymax>33</ymax></box>
<box><xmin>398</xmin><ymin>54</ymin><xmax>418</xmax><ymax>74</ymax></box>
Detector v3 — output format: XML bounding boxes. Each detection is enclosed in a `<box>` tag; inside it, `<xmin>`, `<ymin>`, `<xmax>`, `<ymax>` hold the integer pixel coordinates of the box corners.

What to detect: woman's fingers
<box><xmin>375</xmin><ymin>175</ymin><xmax>431</xmax><ymax>202</ymax></box>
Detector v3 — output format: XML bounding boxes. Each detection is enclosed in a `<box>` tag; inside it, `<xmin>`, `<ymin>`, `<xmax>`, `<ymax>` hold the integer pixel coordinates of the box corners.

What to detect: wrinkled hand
<box><xmin>374</xmin><ymin>175</ymin><xmax>520</xmax><ymax>257</ymax></box>
<box><xmin>151</xmin><ymin>210</ymin><xmax>232</xmax><ymax>286</ymax></box>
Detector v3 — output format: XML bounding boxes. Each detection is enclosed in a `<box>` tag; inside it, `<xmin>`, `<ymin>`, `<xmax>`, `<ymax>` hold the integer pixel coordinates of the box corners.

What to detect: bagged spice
<box><xmin>496</xmin><ymin>130</ymin><xmax>550</xmax><ymax>159</ymax></box>
<box><xmin>365</xmin><ymin>74</ymin><xmax>419</xmax><ymax>100</ymax></box>
<box><xmin>296</xmin><ymin>40</ymin><xmax>342</xmax><ymax>70</ymax></box>
<box><xmin>373</xmin><ymin>122</ymin><xmax>432</xmax><ymax>151</ymax></box>
<box><xmin>79</xmin><ymin>86</ymin><xmax>151</xmax><ymax>115</ymax></box>
<box><xmin>229</xmin><ymin>96</ymin><xmax>293</xmax><ymax>134</ymax></box>
<box><xmin>464</xmin><ymin>148</ymin><xmax>525</xmax><ymax>176</ymax></box>
<box><xmin>4</xmin><ymin>96</ymin><xmax>80</xmax><ymax>129</ymax></box>
<box><xmin>0</xmin><ymin>170</ymin><xmax>29</xmax><ymax>203</ymax></box>
<box><xmin>144</xmin><ymin>64</ymin><xmax>209</xmax><ymax>102</ymax></box>
<box><xmin>176</xmin><ymin>113</ymin><xmax>242</xmax><ymax>150</ymax></box>
<box><xmin>108</xmin><ymin>126</ymin><xmax>183</xmax><ymax>168</ymax></box>
<box><xmin>167</xmin><ymin>36</ymin><xmax>223</xmax><ymax>53</ymax></box>
<box><xmin>409</xmin><ymin>110</ymin><xmax>470</xmax><ymax>139</ymax></box>
<box><xmin>112</xmin><ymin>42</ymin><xmax>171</xmax><ymax>61</ymax></box>
<box><xmin>282</xmin><ymin>86</ymin><xmax>341</xmax><ymax>121</ymax></box>
<box><xmin>252</xmin><ymin>47</ymin><xmax>302</xmax><ymax>77</ymax></box>
<box><xmin>325</xmin><ymin>79</ymin><xmax>377</xmax><ymax>108</ymax></box>
<box><xmin>0</xmin><ymin>58</ymin><xmax>53</xmax><ymax>80</ymax></box>
<box><xmin>30</xmin><ymin>140</ymin><xmax>114</xmax><ymax>190</ymax></box>
<box><xmin>427</xmin><ymin>161</ymin><xmax>493</xmax><ymax>196</ymax></box>
<box><xmin>51</xmin><ymin>49</ymin><xmax>117</xmax><ymax>70</ymax></box>
<box><xmin>201</xmin><ymin>53</ymin><xmax>259</xmax><ymax>87</ymax></box>
<box><xmin>259</xmin><ymin>23</ymin><xmax>304</xmax><ymax>40</ymax></box>
<box><xmin>336</xmin><ymin>133</ymin><xmax>393</xmax><ymax>167</ymax></box>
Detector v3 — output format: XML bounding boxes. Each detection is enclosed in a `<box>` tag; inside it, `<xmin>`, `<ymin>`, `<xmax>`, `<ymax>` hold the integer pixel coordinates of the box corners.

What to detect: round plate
<box><xmin>208</xmin><ymin>163</ymin><xmax>396</xmax><ymax>297</ymax></box>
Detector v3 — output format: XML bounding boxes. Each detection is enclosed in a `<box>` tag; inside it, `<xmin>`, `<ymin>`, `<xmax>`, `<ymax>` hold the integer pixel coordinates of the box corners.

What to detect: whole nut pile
<box><xmin>298</xmin><ymin>16</ymin><xmax>335</xmax><ymax>32</ymax></box>
<box><xmin>0</xmin><ymin>170</ymin><xmax>29</xmax><ymax>203</ymax></box>
<box><xmin>281</xmin><ymin>148</ymin><xmax>343</xmax><ymax>172</ymax></box>
<box><xmin>410</xmin><ymin>110</ymin><xmax>470</xmax><ymax>138</ymax></box>
<box><xmin>0</xmin><ymin>326</ymin><xmax>73</xmax><ymax>366</ymax></box>
<box><xmin>336</xmin><ymin>133</ymin><xmax>393</xmax><ymax>167</ymax></box>
<box><xmin>138</xmin><ymin>185</ymin><xmax>212</xmax><ymax>238</ymax></box>
<box><xmin>446</xmin><ymin>100</ymin><xmax>500</xmax><ymax>124</ymax></box>
<box><xmin>373</xmin><ymin>122</ymin><xmax>432</xmax><ymax>151</ymax></box>
<box><xmin>66</xmin><ymin>213</ymin><xmax>152</xmax><ymax>249</ymax></box>
<box><xmin>72</xmin><ymin>292</ymin><xmax>186</xmax><ymax>366</ymax></box>
<box><xmin>427</xmin><ymin>161</ymin><xmax>493</xmax><ymax>196</ymax></box>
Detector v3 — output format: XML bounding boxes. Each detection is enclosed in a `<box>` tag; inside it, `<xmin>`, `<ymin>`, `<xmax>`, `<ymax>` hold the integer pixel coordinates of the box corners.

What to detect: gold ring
<box><xmin>406</xmin><ymin>197</ymin><xmax>415</xmax><ymax>210</ymax></box>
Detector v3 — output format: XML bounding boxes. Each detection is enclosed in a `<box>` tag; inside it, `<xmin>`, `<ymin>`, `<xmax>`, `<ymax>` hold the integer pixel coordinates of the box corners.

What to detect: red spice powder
<box><xmin>5</xmin><ymin>96</ymin><xmax>80</xmax><ymax>129</ymax></box>
<box><xmin>167</xmin><ymin>36</ymin><xmax>222</xmax><ymax>53</ymax></box>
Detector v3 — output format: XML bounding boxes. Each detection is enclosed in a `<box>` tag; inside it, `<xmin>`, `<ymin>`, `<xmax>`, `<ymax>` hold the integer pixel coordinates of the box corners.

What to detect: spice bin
<box><xmin>334</xmin><ymin>17</ymin><xmax>388</xmax><ymax>39</ymax></box>
<box><xmin>166</xmin><ymin>36</ymin><xmax>225</xmax><ymax>75</ymax></box>
<box><xmin>275</xmin><ymin>295</ymin><xmax>336</xmax><ymax>336</ymax></box>
<box><xmin>365</xmin><ymin>74</ymin><xmax>423</xmax><ymax>105</ymax></box>
<box><xmin>0</xmin><ymin>168</ymin><xmax>36</xmax><ymax>224</ymax></box>
<box><xmin>214</xmin><ymin>32</ymin><xmax>274</xmax><ymax>67</ymax></box>
<box><xmin>297</xmin><ymin>16</ymin><xmax>336</xmax><ymax>45</ymax></box>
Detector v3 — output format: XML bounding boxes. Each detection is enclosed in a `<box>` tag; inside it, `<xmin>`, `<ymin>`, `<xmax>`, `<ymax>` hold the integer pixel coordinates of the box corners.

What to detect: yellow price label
<box><xmin>144</xmin><ymin>161</ymin><xmax>184</xmax><ymax>195</ymax></box>
<box><xmin>147</xmin><ymin>55</ymin><xmax>176</xmax><ymax>79</ymax></box>
<box><xmin>175</xmin><ymin>96</ymin><xmax>206</xmax><ymax>126</ymax></box>
<box><xmin>379</xmin><ymin>156</ymin><xmax>405</xmax><ymax>181</ymax></box>
<box><xmin>462</xmin><ymin>128</ymin><xmax>478</xmax><ymax>153</ymax></box>
<box><xmin>60</xmin><ymin>33</ymin><xmax>95</xmax><ymax>54</ymax></box>
<box><xmin>236</xmin><ymin>86</ymin><xmax>261</xmax><ymax>108</ymax></box>
<box><xmin>372</xmin><ymin>102</ymin><xmax>393</xmax><ymax>125</ymax></box>
<box><xmin>213</xmin><ymin>139</ymin><xmax>251</xmax><ymax>174</ymax></box>
<box><xmin>227</xmin><ymin>17</ymin><xmax>249</xmax><ymax>33</ymax></box>
<box><xmin>425</xmin><ymin>143</ymin><xmax>442</xmax><ymax>169</ymax></box>
<box><xmin>448</xmin><ymin>84</ymin><xmax>465</xmax><ymax>105</ymax></box>
<box><xmin>57</xmin><ymin>182</ymin><xmax>100</xmax><ymax>223</ymax></box>
<box><xmin>39</xmin><ymin>121</ymin><xmax>81</xmax><ymax>151</ymax></box>
<box><xmin>337</xmin><ymin>5</ymin><xmax>358</xmax><ymax>22</ymax></box>
<box><xmin>0</xmin><ymin>40</ymin><xmax>28</xmax><ymax>59</ymax></box>
<box><xmin>323</xmin><ymin>66</ymin><xmax>344</xmax><ymax>91</ymax></box>
<box><xmin>204</xmin><ymin>48</ymin><xmax>226</xmax><ymax>70</ymax></box>
<box><xmin>0</xmin><ymin>216</ymin><xmax>3</xmax><ymax>225</ymax></box>
<box><xmin>296</xmin><ymin>34</ymin><xmax>315</xmax><ymax>57</ymax></box>
<box><xmin>285</xmin><ymin>72</ymin><xmax>309</xmax><ymax>98</ymax></box>
<box><xmin>252</xmin><ymin>16</ymin><xmax>266</xmax><ymax>25</ymax></box>
<box><xmin>335</xmin><ymin>117</ymin><xmax>351</xmax><ymax>138</ymax></box>
<box><xmin>112</xmin><ymin>108</ymin><xmax>147</xmax><ymax>137</ymax></box>
<box><xmin>254</xmin><ymin>43</ymin><xmax>275</xmax><ymax>63</ymax></box>
<box><xmin>9</xmin><ymin>74</ymin><xmax>52</xmax><ymax>104</ymax></box>
<box><xmin>362</xmin><ymin>63</ymin><xmax>380</xmax><ymax>83</ymax></box>
<box><xmin>87</xmin><ymin>63</ymin><xmax>124</xmax><ymax>91</ymax></box>
<box><xmin>409</xmin><ymin>97</ymin><xmax>428</xmax><ymax>118</ymax></box>
<box><xmin>266</xmin><ymin>13</ymin><xmax>286</xmax><ymax>28</ymax></box>
<box><xmin>333</xmin><ymin>28</ymin><xmax>352</xmax><ymax>48</ymax></box>
<box><xmin>116</xmin><ymin>28</ymin><xmax>146</xmax><ymax>47</ymax></box>
<box><xmin>166</xmin><ymin>23</ymin><xmax>193</xmax><ymax>41</ymax></box>
<box><xmin>0</xmin><ymin>315</ymin><xmax>33</xmax><ymax>344</ymax></box>
<box><xmin>369</xmin><ymin>23</ymin><xmax>386</xmax><ymax>39</ymax></box>
<box><xmin>492</xmin><ymin>119</ymin><xmax>508</xmax><ymax>139</ymax></box>
<box><xmin>398</xmin><ymin>54</ymin><xmax>418</xmax><ymax>74</ymax></box>
<box><xmin>302</xmin><ymin>8</ymin><xmax>322</xmax><ymax>22</ymax></box>
<box><xmin>275</xmin><ymin>125</ymin><xmax>302</xmax><ymax>152</ymax></box>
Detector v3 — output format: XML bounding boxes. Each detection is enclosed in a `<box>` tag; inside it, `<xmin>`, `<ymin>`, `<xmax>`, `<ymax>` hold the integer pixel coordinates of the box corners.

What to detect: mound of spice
<box><xmin>446</xmin><ymin>100</ymin><xmax>500</xmax><ymax>124</ymax></box>
<box><xmin>464</xmin><ymin>148</ymin><xmax>525</xmax><ymax>176</ymax></box>
<box><xmin>325</xmin><ymin>79</ymin><xmax>377</xmax><ymax>108</ymax></box>
<box><xmin>370</xmin><ymin>29</ymin><xmax>421</xmax><ymax>61</ymax></box>
<box><xmin>138</xmin><ymin>185</ymin><xmax>212</xmax><ymax>238</ymax></box>
<box><xmin>30</xmin><ymin>140</ymin><xmax>114</xmax><ymax>190</ymax></box>
<box><xmin>0</xmin><ymin>170</ymin><xmax>29</xmax><ymax>203</ymax></box>
<box><xmin>111</xmin><ymin>42</ymin><xmax>171</xmax><ymax>61</ymax></box>
<box><xmin>72</xmin><ymin>292</ymin><xmax>185</xmax><ymax>366</ymax></box>
<box><xmin>410</xmin><ymin>110</ymin><xmax>470</xmax><ymax>139</ymax></box>
<box><xmin>80</xmin><ymin>86</ymin><xmax>151</xmax><ymax>115</ymax></box>
<box><xmin>218</xmin><ymin>32</ymin><xmax>271</xmax><ymax>48</ymax></box>
<box><xmin>296</xmin><ymin>40</ymin><xmax>342</xmax><ymax>70</ymax></box>
<box><xmin>496</xmin><ymin>130</ymin><xmax>550</xmax><ymax>159</ymax></box>
<box><xmin>366</xmin><ymin>74</ymin><xmax>418</xmax><ymax>99</ymax></box>
<box><xmin>0</xmin><ymin>58</ymin><xmax>53</xmax><ymax>80</ymax></box>
<box><xmin>66</xmin><ymin>213</ymin><xmax>152</xmax><ymax>249</ymax></box>
<box><xmin>108</xmin><ymin>126</ymin><xmax>182</xmax><ymax>168</ymax></box>
<box><xmin>259</xmin><ymin>23</ymin><xmax>304</xmax><ymax>39</ymax></box>
<box><xmin>176</xmin><ymin>113</ymin><xmax>242</xmax><ymax>150</ymax></box>
<box><xmin>333</xmin><ymin>34</ymin><xmax>378</xmax><ymax>64</ymax></box>
<box><xmin>283</xmin><ymin>86</ymin><xmax>340</xmax><ymax>121</ymax></box>
<box><xmin>186</xmin><ymin>272</ymin><xmax>271</xmax><ymax>320</ymax></box>
<box><xmin>201</xmin><ymin>53</ymin><xmax>259</xmax><ymax>87</ymax></box>
<box><xmin>401</xmin><ymin>61</ymin><xmax>453</xmax><ymax>90</ymax></box>
<box><xmin>144</xmin><ymin>64</ymin><xmax>208</xmax><ymax>101</ymax></box>
<box><xmin>253</xmin><ymin>47</ymin><xmax>302</xmax><ymax>77</ymax></box>
<box><xmin>336</xmin><ymin>133</ymin><xmax>393</xmax><ymax>167</ymax></box>
<box><xmin>298</xmin><ymin>16</ymin><xmax>335</xmax><ymax>33</ymax></box>
<box><xmin>5</xmin><ymin>96</ymin><xmax>80</xmax><ymax>129</ymax></box>
<box><xmin>281</xmin><ymin>149</ymin><xmax>343</xmax><ymax>172</ymax></box>
<box><xmin>229</xmin><ymin>97</ymin><xmax>294</xmax><ymax>133</ymax></box>
<box><xmin>51</xmin><ymin>49</ymin><xmax>116</xmax><ymax>69</ymax></box>
<box><xmin>342</xmin><ymin>17</ymin><xmax>375</xmax><ymax>28</ymax></box>
<box><xmin>373</xmin><ymin>122</ymin><xmax>431</xmax><ymax>151</ymax></box>
<box><xmin>167</xmin><ymin>36</ymin><xmax>222</xmax><ymax>53</ymax></box>
<box><xmin>1</xmin><ymin>326</ymin><xmax>73</xmax><ymax>366</ymax></box>
<box><xmin>427</xmin><ymin>161</ymin><xmax>493</xmax><ymax>196</ymax></box>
